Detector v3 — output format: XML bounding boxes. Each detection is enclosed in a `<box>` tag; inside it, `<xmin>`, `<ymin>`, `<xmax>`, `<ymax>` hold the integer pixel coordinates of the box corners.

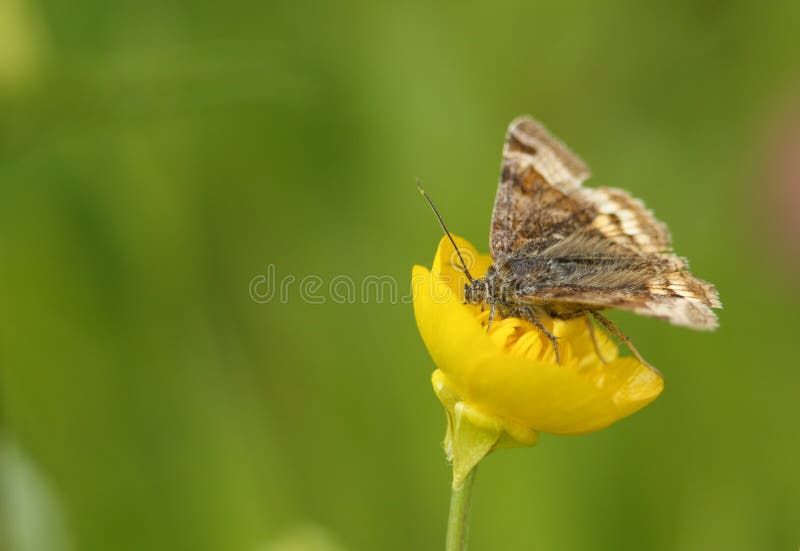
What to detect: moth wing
<box><xmin>577</xmin><ymin>186</ymin><xmax>672</xmax><ymax>254</ymax></box>
<box><xmin>490</xmin><ymin>116</ymin><xmax>594</xmax><ymax>258</ymax></box>
<box><xmin>535</xmin><ymin>266</ymin><xmax>721</xmax><ymax>329</ymax></box>
<box><xmin>491</xmin><ymin>116</ymin><xmax>673</xmax><ymax>259</ymax></box>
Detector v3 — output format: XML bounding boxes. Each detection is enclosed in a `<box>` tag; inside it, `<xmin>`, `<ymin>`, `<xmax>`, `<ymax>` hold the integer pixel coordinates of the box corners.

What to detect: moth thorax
<box><xmin>464</xmin><ymin>279</ymin><xmax>491</xmax><ymax>305</ymax></box>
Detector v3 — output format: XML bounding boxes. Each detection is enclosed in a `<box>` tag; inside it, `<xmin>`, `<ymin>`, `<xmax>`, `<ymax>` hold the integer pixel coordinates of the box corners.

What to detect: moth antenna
<box><xmin>416</xmin><ymin>179</ymin><xmax>476</xmax><ymax>283</ymax></box>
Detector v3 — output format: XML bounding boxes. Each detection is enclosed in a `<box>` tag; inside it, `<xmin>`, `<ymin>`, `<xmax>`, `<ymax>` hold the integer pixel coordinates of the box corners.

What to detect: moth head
<box><xmin>464</xmin><ymin>279</ymin><xmax>490</xmax><ymax>305</ymax></box>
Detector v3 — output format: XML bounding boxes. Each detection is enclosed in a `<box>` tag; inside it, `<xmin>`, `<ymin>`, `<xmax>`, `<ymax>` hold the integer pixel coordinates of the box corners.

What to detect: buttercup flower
<box><xmin>413</xmin><ymin>235</ymin><xmax>663</xmax><ymax>487</ymax></box>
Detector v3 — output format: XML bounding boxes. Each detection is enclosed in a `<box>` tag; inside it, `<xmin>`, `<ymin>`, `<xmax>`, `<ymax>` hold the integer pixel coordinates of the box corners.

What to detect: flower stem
<box><xmin>445</xmin><ymin>467</ymin><xmax>477</xmax><ymax>551</ymax></box>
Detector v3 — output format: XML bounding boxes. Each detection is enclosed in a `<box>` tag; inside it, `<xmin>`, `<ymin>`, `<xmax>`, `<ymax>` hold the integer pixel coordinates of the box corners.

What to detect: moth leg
<box><xmin>486</xmin><ymin>302</ymin><xmax>497</xmax><ymax>332</ymax></box>
<box><xmin>547</xmin><ymin>310</ymin><xmax>585</xmax><ymax>320</ymax></box>
<box><xmin>548</xmin><ymin>309</ymin><xmax>608</xmax><ymax>363</ymax></box>
<box><xmin>521</xmin><ymin>307</ymin><xmax>560</xmax><ymax>364</ymax></box>
<box><xmin>589</xmin><ymin>311</ymin><xmax>653</xmax><ymax>370</ymax></box>
<box><xmin>584</xmin><ymin>314</ymin><xmax>609</xmax><ymax>364</ymax></box>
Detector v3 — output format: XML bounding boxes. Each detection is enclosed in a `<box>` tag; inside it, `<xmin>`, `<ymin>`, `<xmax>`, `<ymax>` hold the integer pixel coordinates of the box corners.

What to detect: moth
<box><xmin>420</xmin><ymin>116</ymin><xmax>721</xmax><ymax>365</ymax></box>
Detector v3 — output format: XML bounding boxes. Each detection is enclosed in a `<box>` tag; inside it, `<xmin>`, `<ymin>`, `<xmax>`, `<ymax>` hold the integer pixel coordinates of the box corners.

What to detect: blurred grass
<box><xmin>1</xmin><ymin>1</ymin><xmax>800</xmax><ymax>550</ymax></box>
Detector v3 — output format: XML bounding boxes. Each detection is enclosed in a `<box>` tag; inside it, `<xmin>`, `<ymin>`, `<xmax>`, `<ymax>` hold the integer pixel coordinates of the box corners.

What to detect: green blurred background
<box><xmin>1</xmin><ymin>1</ymin><xmax>799</xmax><ymax>550</ymax></box>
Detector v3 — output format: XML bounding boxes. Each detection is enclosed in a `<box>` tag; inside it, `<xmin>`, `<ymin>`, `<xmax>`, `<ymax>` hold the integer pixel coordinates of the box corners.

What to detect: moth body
<box><xmin>465</xmin><ymin>257</ymin><xmax>597</xmax><ymax>322</ymax></box>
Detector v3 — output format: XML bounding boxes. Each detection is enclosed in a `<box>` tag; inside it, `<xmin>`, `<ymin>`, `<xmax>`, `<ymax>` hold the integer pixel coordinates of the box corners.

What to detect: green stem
<box><xmin>445</xmin><ymin>467</ymin><xmax>477</xmax><ymax>551</ymax></box>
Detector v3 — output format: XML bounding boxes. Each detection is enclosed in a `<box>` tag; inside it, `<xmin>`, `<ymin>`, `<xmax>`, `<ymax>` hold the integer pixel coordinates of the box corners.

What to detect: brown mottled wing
<box><xmin>490</xmin><ymin>116</ymin><xmax>594</xmax><ymax>258</ymax></box>
<box><xmin>504</xmin><ymin>247</ymin><xmax>720</xmax><ymax>329</ymax></box>
<box><xmin>491</xmin><ymin>116</ymin><xmax>673</xmax><ymax>259</ymax></box>
<box><xmin>537</xmin><ymin>263</ymin><xmax>722</xmax><ymax>329</ymax></box>
<box><xmin>577</xmin><ymin>186</ymin><xmax>671</xmax><ymax>254</ymax></box>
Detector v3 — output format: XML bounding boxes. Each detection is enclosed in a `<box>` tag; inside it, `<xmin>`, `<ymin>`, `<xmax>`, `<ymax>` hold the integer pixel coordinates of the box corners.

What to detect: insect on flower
<box><xmin>419</xmin><ymin>116</ymin><xmax>721</xmax><ymax>366</ymax></box>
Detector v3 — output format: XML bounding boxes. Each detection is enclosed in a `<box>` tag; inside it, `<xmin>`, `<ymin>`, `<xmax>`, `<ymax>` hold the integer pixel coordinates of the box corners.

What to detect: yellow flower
<box><xmin>413</xmin><ymin>235</ymin><xmax>664</xmax><ymax>486</ymax></box>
